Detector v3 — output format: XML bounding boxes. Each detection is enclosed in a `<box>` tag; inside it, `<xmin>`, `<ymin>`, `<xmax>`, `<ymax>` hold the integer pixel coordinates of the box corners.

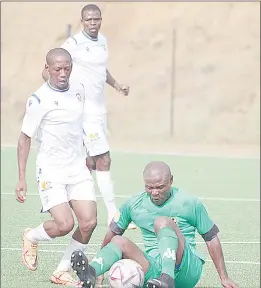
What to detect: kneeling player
<box><xmin>71</xmin><ymin>161</ymin><xmax>239</xmax><ymax>288</ymax></box>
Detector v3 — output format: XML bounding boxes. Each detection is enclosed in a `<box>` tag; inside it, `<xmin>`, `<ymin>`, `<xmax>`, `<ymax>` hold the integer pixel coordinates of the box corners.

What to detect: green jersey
<box><xmin>112</xmin><ymin>187</ymin><xmax>215</xmax><ymax>261</ymax></box>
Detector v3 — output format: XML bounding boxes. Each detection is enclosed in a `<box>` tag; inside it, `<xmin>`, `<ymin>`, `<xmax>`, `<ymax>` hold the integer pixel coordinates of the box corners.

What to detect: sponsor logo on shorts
<box><xmin>89</xmin><ymin>132</ymin><xmax>100</xmax><ymax>141</ymax></box>
<box><xmin>40</xmin><ymin>181</ymin><xmax>52</xmax><ymax>191</ymax></box>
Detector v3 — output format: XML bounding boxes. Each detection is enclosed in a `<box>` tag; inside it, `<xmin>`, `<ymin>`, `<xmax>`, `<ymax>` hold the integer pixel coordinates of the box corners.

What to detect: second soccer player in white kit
<box><xmin>43</xmin><ymin>4</ymin><xmax>137</xmax><ymax>230</ymax></box>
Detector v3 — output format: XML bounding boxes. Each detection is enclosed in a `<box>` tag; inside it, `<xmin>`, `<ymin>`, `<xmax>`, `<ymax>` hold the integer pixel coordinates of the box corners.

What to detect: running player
<box><xmin>16</xmin><ymin>48</ymin><xmax>97</xmax><ymax>286</ymax></box>
<box><xmin>70</xmin><ymin>161</ymin><xmax>239</xmax><ymax>288</ymax></box>
<box><xmin>42</xmin><ymin>4</ymin><xmax>136</xmax><ymax>230</ymax></box>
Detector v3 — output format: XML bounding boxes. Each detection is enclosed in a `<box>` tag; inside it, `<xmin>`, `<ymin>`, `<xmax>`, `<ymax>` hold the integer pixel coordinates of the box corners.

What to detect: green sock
<box><xmin>157</xmin><ymin>227</ymin><xmax>179</xmax><ymax>279</ymax></box>
<box><xmin>90</xmin><ymin>242</ymin><xmax>122</xmax><ymax>276</ymax></box>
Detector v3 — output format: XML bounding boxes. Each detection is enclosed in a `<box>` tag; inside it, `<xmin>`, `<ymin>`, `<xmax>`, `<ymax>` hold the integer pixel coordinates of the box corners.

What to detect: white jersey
<box><xmin>61</xmin><ymin>31</ymin><xmax>108</xmax><ymax>115</ymax></box>
<box><xmin>21</xmin><ymin>81</ymin><xmax>90</xmax><ymax>182</ymax></box>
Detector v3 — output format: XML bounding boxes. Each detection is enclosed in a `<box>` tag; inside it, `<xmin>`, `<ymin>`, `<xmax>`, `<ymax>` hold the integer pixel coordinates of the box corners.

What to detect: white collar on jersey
<box><xmin>47</xmin><ymin>81</ymin><xmax>70</xmax><ymax>92</ymax></box>
<box><xmin>82</xmin><ymin>30</ymin><xmax>98</xmax><ymax>41</ymax></box>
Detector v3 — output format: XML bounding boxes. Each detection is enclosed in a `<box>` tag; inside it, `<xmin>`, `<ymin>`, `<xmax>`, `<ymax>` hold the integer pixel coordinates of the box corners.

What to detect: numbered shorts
<box><xmin>37</xmin><ymin>174</ymin><xmax>96</xmax><ymax>213</ymax></box>
<box><xmin>84</xmin><ymin>114</ymin><xmax>110</xmax><ymax>157</ymax></box>
<box><xmin>143</xmin><ymin>241</ymin><xmax>203</xmax><ymax>288</ymax></box>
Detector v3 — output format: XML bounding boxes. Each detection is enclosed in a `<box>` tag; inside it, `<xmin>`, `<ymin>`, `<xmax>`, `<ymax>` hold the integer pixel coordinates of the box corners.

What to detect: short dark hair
<box><xmin>46</xmin><ymin>48</ymin><xmax>72</xmax><ymax>65</ymax></box>
<box><xmin>81</xmin><ymin>4</ymin><xmax>101</xmax><ymax>18</ymax></box>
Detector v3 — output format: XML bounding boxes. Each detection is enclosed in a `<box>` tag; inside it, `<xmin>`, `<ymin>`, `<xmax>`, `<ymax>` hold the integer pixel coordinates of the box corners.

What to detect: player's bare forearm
<box><xmin>206</xmin><ymin>235</ymin><xmax>228</xmax><ymax>281</ymax></box>
<box><xmin>100</xmin><ymin>229</ymin><xmax>117</xmax><ymax>248</ymax></box>
<box><xmin>106</xmin><ymin>69</ymin><xmax>119</xmax><ymax>89</ymax></box>
<box><xmin>17</xmin><ymin>132</ymin><xmax>31</xmax><ymax>180</ymax></box>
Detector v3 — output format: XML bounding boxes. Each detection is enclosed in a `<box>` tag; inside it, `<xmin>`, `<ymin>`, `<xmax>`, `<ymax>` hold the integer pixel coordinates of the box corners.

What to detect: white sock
<box><xmin>56</xmin><ymin>238</ymin><xmax>87</xmax><ymax>272</ymax></box>
<box><xmin>26</xmin><ymin>223</ymin><xmax>53</xmax><ymax>244</ymax></box>
<box><xmin>96</xmin><ymin>170</ymin><xmax>117</xmax><ymax>219</ymax></box>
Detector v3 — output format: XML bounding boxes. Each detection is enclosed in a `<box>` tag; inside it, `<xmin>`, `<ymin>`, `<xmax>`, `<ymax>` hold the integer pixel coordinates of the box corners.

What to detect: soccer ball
<box><xmin>108</xmin><ymin>259</ymin><xmax>145</xmax><ymax>288</ymax></box>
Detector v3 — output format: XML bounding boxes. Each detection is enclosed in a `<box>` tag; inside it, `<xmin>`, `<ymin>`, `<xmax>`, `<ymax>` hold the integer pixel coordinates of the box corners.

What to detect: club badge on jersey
<box><xmin>170</xmin><ymin>217</ymin><xmax>179</xmax><ymax>224</ymax></box>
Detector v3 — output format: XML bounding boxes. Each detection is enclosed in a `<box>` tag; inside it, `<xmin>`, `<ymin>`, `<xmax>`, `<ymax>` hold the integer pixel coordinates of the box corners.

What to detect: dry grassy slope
<box><xmin>1</xmin><ymin>2</ymin><xmax>260</xmax><ymax>153</ymax></box>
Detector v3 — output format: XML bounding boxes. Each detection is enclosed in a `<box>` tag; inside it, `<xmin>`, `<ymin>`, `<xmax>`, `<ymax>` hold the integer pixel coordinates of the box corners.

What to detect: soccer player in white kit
<box><xmin>16</xmin><ymin>48</ymin><xmax>97</xmax><ymax>286</ymax></box>
<box><xmin>42</xmin><ymin>4</ymin><xmax>136</xmax><ymax>230</ymax></box>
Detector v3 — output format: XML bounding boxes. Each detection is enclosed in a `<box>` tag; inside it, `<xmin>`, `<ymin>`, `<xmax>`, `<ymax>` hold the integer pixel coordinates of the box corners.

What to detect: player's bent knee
<box><xmin>111</xmin><ymin>235</ymin><xmax>129</xmax><ymax>251</ymax></box>
<box><xmin>154</xmin><ymin>216</ymin><xmax>176</xmax><ymax>233</ymax></box>
<box><xmin>56</xmin><ymin>218</ymin><xmax>75</xmax><ymax>236</ymax></box>
<box><xmin>79</xmin><ymin>218</ymin><xmax>97</xmax><ymax>234</ymax></box>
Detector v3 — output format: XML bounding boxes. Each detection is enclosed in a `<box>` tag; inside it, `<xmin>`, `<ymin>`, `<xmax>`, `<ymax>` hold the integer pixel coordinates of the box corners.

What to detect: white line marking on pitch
<box><xmin>1</xmin><ymin>247</ymin><xmax>260</xmax><ymax>265</ymax></box>
<box><xmin>1</xmin><ymin>192</ymin><xmax>259</xmax><ymax>202</ymax></box>
<box><xmin>111</xmin><ymin>149</ymin><xmax>260</xmax><ymax>160</ymax></box>
<box><xmin>4</xmin><ymin>241</ymin><xmax>260</xmax><ymax>246</ymax></box>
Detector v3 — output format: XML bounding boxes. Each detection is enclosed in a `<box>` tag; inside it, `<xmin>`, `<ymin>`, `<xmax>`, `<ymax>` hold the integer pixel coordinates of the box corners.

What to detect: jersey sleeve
<box><xmin>190</xmin><ymin>198</ymin><xmax>215</xmax><ymax>235</ymax></box>
<box><xmin>110</xmin><ymin>200</ymin><xmax>132</xmax><ymax>235</ymax></box>
<box><xmin>21</xmin><ymin>94</ymin><xmax>45</xmax><ymax>137</ymax></box>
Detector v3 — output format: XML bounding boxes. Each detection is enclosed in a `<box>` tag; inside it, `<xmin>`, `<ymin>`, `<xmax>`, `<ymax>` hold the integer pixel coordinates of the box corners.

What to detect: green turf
<box><xmin>1</xmin><ymin>147</ymin><xmax>260</xmax><ymax>287</ymax></box>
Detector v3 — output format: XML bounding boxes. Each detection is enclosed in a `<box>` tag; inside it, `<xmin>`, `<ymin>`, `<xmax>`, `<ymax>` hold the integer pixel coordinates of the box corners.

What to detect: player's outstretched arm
<box><xmin>106</xmin><ymin>69</ymin><xmax>129</xmax><ymax>96</ymax></box>
<box><xmin>101</xmin><ymin>228</ymin><xmax>118</xmax><ymax>248</ymax></box>
<box><xmin>15</xmin><ymin>94</ymin><xmax>45</xmax><ymax>203</ymax></box>
<box><xmin>106</xmin><ymin>69</ymin><xmax>118</xmax><ymax>88</ymax></box>
<box><xmin>205</xmin><ymin>236</ymin><xmax>239</xmax><ymax>288</ymax></box>
<box><xmin>16</xmin><ymin>132</ymin><xmax>31</xmax><ymax>203</ymax></box>
<box><xmin>193</xmin><ymin>199</ymin><xmax>239</xmax><ymax>288</ymax></box>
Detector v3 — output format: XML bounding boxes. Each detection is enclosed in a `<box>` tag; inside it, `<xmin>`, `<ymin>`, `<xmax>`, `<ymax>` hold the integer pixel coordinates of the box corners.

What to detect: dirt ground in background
<box><xmin>1</xmin><ymin>2</ymin><xmax>260</xmax><ymax>156</ymax></box>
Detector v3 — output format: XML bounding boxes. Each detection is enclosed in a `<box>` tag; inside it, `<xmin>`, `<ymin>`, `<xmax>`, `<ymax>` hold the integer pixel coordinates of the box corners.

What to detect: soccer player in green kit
<box><xmin>71</xmin><ymin>161</ymin><xmax>239</xmax><ymax>288</ymax></box>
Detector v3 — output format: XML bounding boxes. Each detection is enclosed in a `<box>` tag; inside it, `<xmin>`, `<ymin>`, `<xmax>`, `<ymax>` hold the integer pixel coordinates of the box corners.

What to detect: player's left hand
<box><xmin>114</xmin><ymin>83</ymin><xmax>129</xmax><ymax>96</ymax></box>
<box><xmin>221</xmin><ymin>278</ymin><xmax>239</xmax><ymax>288</ymax></box>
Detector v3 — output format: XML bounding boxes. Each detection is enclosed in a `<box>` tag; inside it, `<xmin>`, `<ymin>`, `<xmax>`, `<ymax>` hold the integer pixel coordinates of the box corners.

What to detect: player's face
<box><xmin>81</xmin><ymin>10</ymin><xmax>102</xmax><ymax>37</ymax></box>
<box><xmin>47</xmin><ymin>57</ymin><xmax>72</xmax><ymax>90</ymax></box>
<box><xmin>145</xmin><ymin>175</ymin><xmax>173</xmax><ymax>206</ymax></box>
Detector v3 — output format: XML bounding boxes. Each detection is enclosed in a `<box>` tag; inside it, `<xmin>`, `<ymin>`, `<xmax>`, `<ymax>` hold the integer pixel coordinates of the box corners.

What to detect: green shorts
<box><xmin>143</xmin><ymin>241</ymin><xmax>203</xmax><ymax>288</ymax></box>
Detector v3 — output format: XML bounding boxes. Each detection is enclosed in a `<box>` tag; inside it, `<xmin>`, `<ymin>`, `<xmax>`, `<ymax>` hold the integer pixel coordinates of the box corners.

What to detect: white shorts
<box><xmin>37</xmin><ymin>170</ymin><xmax>96</xmax><ymax>212</ymax></box>
<box><xmin>84</xmin><ymin>114</ymin><xmax>110</xmax><ymax>157</ymax></box>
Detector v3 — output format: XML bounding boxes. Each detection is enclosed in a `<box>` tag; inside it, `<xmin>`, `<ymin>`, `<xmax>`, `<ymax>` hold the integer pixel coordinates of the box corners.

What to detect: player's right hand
<box><xmin>15</xmin><ymin>179</ymin><xmax>27</xmax><ymax>203</ymax></box>
<box><xmin>96</xmin><ymin>274</ymin><xmax>104</xmax><ymax>287</ymax></box>
<box><xmin>221</xmin><ymin>278</ymin><xmax>239</xmax><ymax>288</ymax></box>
